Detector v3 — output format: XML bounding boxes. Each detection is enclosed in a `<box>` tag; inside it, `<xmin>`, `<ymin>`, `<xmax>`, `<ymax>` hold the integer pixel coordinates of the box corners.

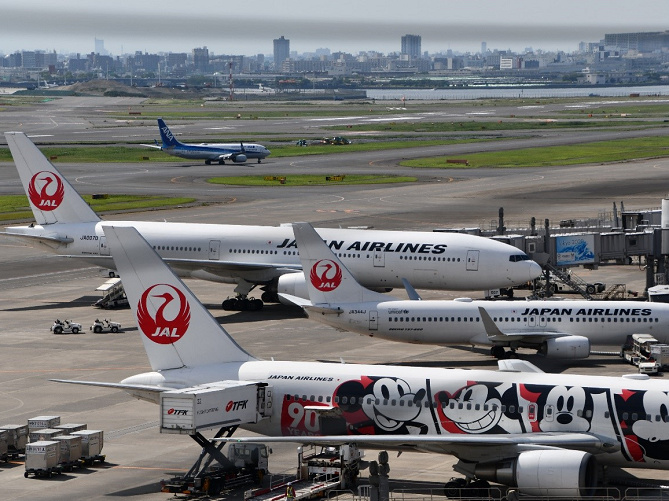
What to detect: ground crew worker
<box><xmin>286</xmin><ymin>482</ymin><xmax>296</xmax><ymax>500</ymax></box>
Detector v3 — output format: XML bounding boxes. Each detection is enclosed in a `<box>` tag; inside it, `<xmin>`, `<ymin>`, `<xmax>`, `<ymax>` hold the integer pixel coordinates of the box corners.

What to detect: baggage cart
<box><xmin>24</xmin><ymin>441</ymin><xmax>61</xmax><ymax>478</ymax></box>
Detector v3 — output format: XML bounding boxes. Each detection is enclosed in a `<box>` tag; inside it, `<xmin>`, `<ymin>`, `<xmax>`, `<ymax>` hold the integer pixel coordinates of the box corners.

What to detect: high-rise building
<box><xmin>95</xmin><ymin>38</ymin><xmax>108</xmax><ymax>56</ymax></box>
<box><xmin>401</xmin><ymin>34</ymin><xmax>421</xmax><ymax>59</ymax></box>
<box><xmin>273</xmin><ymin>36</ymin><xmax>290</xmax><ymax>70</ymax></box>
<box><xmin>192</xmin><ymin>46</ymin><xmax>209</xmax><ymax>72</ymax></box>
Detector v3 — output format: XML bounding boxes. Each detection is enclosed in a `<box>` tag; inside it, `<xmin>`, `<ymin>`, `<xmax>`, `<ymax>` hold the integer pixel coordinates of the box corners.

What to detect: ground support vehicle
<box><xmin>71</xmin><ymin>430</ymin><xmax>105</xmax><ymax>466</ymax></box>
<box><xmin>244</xmin><ymin>444</ymin><xmax>361</xmax><ymax>500</ymax></box>
<box><xmin>90</xmin><ymin>318</ymin><xmax>122</xmax><ymax>333</ymax></box>
<box><xmin>0</xmin><ymin>424</ymin><xmax>28</xmax><ymax>458</ymax></box>
<box><xmin>24</xmin><ymin>441</ymin><xmax>62</xmax><ymax>478</ymax></box>
<box><xmin>161</xmin><ymin>440</ymin><xmax>270</xmax><ymax>496</ymax></box>
<box><xmin>620</xmin><ymin>333</ymin><xmax>668</xmax><ymax>374</ymax></box>
<box><xmin>50</xmin><ymin>319</ymin><xmax>82</xmax><ymax>334</ymax></box>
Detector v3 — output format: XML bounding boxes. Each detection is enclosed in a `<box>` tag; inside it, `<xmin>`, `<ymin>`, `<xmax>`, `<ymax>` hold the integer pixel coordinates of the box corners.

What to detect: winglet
<box><xmin>478</xmin><ymin>306</ymin><xmax>507</xmax><ymax>340</ymax></box>
<box><xmin>102</xmin><ymin>225</ymin><xmax>256</xmax><ymax>371</ymax></box>
<box><xmin>401</xmin><ymin>278</ymin><xmax>422</xmax><ymax>300</ymax></box>
<box><xmin>5</xmin><ymin>132</ymin><xmax>101</xmax><ymax>225</ymax></box>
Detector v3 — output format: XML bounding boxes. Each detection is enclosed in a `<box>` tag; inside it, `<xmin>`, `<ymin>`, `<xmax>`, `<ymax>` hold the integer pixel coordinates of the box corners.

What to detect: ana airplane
<box><xmin>281</xmin><ymin>223</ymin><xmax>669</xmax><ymax>360</ymax></box>
<box><xmin>53</xmin><ymin>224</ymin><xmax>669</xmax><ymax>498</ymax></box>
<box><xmin>3</xmin><ymin>132</ymin><xmax>541</xmax><ymax>310</ymax></box>
<box><xmin>143</xmin><ymin>118</ymin><xmax>271</xmax><ymax>164</ymax></box>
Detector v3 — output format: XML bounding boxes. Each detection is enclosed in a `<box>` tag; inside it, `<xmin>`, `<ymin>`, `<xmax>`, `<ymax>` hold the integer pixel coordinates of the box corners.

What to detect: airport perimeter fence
<box><xmin>327</xmin><ymin>485</ymin><xmax>669</xmax><ymax>501</ymax></box>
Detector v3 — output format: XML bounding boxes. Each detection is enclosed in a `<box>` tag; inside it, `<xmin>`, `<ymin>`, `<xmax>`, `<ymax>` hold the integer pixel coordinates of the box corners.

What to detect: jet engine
<box><xmin>232</xmin><ymin>154</ymin><xmax>247</xmax><ymax>163</ymax></box>
<box><xmin>277</xmin><ymin>272</ymin><xmax>308</xmax><ymax>303</ymax></box>
<box><xmin>474</xmin><ymin>449</ymin><xmax>597</xmax><ymax>498</ymax></box>
<box><xmin>539</xmin><ymin>335</ymin><xmax>591</xmax><ymax>359</ymax></box>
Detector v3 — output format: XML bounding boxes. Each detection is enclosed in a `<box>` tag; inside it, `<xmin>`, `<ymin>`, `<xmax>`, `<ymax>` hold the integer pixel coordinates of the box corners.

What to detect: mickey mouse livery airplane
<box><xmin>53</xmin><ymin>224</ymin><xmax>669</xmax><ymax>498</ymax></box>
<box><xmin>4</xmin><ymin>132</ymin><xmax>541</xmax><ymax>310</ymax></box>
<box><xmin>143</xmin><ymin>118</ymin><xmax>271</xmax><ymax>164</ymax></box>
<box><xmin>281</xmin><ymin>223</ymin><xmax>669</xmax><ymax>360</ymax></box>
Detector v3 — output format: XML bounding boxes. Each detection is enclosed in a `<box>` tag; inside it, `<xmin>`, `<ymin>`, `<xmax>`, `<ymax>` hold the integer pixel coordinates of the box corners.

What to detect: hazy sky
<box><xmin>3</xmin><ymin>0</ymin><xmax>669</xmax><ymax>56</ymax></box>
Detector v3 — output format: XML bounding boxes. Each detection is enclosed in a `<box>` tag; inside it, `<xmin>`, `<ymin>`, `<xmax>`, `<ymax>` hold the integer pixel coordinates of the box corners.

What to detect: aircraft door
<box><xmin>544</xmin><ymin>405</ymin><xmax>554</xmax><ymax>423</ymax></box>
<box><xmin>99</xmin><ymin>236</ymin><xmax>110</xmax><ymax>256</ymax></box>
<box><xmin>466</xmin><ymin>250</ymin><xmax>479</xmax><ymax>271</ymax></box>
<box><xmin>373</xmin><ymin>251</ymin><xmax>385</xmax><ymax>267</ymax></box>
<box><xmin>369</xmin><ymin>310</ymin><xmax>378</xmax><ymax>331</ymax></box>
<box><xmin>209</xmin><ymin>240</ymin><xmax>221</xmax><ymax>260</ymax></box>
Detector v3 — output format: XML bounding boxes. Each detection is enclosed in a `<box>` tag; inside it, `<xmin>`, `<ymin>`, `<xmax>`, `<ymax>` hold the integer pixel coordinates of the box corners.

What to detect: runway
<box><xmin>1</xmin><ymin>97</ymin><xmax>669</xmax><ymax>499</ymax></box>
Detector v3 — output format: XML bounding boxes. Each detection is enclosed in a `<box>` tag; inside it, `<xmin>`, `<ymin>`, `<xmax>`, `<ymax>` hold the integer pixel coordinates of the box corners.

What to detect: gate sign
<box><xmin>556</xmin><ymin>234</ymin><xmax>595</xmax><ymax>266</ymax></box>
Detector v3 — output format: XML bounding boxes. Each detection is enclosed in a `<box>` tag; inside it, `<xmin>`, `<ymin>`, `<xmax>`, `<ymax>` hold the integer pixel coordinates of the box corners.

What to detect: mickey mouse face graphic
<box><xmin>360</xmin><ymin>377</ymin><xmax>425</xmax><ymax>432</ymax></box>
<box><xmin>540</xmin><ymin>386</ymin><xmax>590</xmax><ymax>432</ymax></box>
<box><xmin>632</xmin><ymin>391</ymin><xmax>669</xmax><ymax>443</ymax></box>
<box><xmin>439</xmin><ymin>383</ymin><xmax>502</xmax><ymax>434</ymax></box>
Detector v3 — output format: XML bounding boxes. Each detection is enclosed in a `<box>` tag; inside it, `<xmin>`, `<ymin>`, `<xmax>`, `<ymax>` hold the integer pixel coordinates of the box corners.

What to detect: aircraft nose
<box><xmin>528</xmin><ymin>260</ymin><xmax>542</xmax><ymax>281</ymax></box>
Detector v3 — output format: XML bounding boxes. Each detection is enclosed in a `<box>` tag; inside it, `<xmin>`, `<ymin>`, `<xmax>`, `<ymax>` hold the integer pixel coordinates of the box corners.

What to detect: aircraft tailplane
<box><xmin>292</xmin><ymin>222</ymin><xmax>389</xmax><ymax>305</ymax></box>
<box><xmin>5</xmin><ymin>132</ymin><xmax>100</xmax><ymax>225</ymax></box>
<box><xmin>157</xmin><ymin>118</ymin><xmax>182</xmax><ymax>148</ymax></box>
<box><xmin>102</xmin><ymin>225</ymin><xmax>257</xmax><ymax>371</ymax></box>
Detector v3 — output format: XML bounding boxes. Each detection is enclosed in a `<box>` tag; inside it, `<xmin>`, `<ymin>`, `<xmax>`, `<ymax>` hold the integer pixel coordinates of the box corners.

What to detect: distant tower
<box><xmin>401</xmin><ymin>34</ymin><xmax>421</xmax><ymax>59</ymax></box>
<box><xmin>481</xmin><ymin>41</ymin><xmax>487</xmax><ymax>54</ymax></box>
<box><xmin>192</xmin><ymin>46</ymin><xmax>209</xmax><ymax>73</ymax></box>
<box><xmin>273</xmin><ymin>36</ymin><xmax>290</xmax><ymax>71</ymax></box>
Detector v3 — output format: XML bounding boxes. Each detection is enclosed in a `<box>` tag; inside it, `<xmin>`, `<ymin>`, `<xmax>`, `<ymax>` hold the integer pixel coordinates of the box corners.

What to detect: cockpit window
<box><xmin>509</xmin><ymin>254</ymin><xmax>530</xmax><ymax>262</ymax></box>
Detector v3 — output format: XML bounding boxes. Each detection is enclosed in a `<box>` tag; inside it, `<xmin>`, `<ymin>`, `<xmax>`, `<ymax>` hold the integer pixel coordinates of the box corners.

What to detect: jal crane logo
<box><xmin>136</xmin><ymin>284</ymin><xmax>191</xmax><ymax>344</ymax></box>
<box><xmin>310</xmin><ymin>259</ymin><xmax>343</xmax><ymax>291</ymax></box>
<box><xmin>28</xmin><ymin>171</ymin><xmax>64</xmax><ymax>211</ymax></box>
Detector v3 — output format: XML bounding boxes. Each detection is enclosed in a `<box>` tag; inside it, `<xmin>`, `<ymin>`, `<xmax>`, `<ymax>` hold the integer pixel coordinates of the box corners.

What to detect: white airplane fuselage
<box><xmin>311</xmin><ymin>298</ymin><xmax>669</xmax><ymax>349</ymax></box>
<box><xmin>124</xmin><ymin>358</ymin><xmax>669</xmax><ymax>471</ymax></box>
<box><xmin>7</xmin><ymin>221</ymin><xmax>541</xmax><ymax>292</ymax></box>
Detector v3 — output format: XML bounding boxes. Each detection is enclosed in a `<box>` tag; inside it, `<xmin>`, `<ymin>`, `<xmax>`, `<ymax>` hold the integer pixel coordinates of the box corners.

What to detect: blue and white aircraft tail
<box><xmin>144</xmin><ymin>119</ymin><xmax>271</xmax><ymax>165</ymax></box>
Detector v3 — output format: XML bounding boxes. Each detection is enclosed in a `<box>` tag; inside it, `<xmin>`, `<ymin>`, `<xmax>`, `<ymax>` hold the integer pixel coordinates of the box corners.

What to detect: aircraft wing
<box><xmin>140</xmin><ymin>144</ymin><xmax>163</xmax><ymax>150</ymax></box>
<box><xmin>214</xmin><ymin>432</ymin><xmax>610</xmax><ymax>457</ymax></box>
<box><xmin>277</xmin><ymin>293</ymin><xmax>344</xmax><ymax>315</ymax></box>
<box><xmin>53</xmin><ymin>255</ymin><xmax>301</xmax><ymax>276</ymax></box>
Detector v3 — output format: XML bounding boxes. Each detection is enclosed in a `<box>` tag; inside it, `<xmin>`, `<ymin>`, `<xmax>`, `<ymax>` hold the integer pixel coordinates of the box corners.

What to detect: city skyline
<box><xmin>3</xmin><ymin>0</ymin><xmax>669</xmax><ymax>57</ymax></box>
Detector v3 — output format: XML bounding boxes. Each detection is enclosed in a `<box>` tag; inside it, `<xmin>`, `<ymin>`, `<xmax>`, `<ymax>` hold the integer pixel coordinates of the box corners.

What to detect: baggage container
<box><xmin>0</xmin><ymin>424</ymin><xmax>28</xmax><ymax>454</ymax></box>
<box><xmin>0</xmin><ymin>430</ymin><xmax>8</xmax><ymax>459</ymax></box>
<box><xmin>53</xmin><ymin>435</ymin><xmax>82</xmax><ymax>465</ymax></box>
<box><xmin>160</xmin><ymin>381</ymin><xmax>264</xmax><ymax>434</ymax></box>
<box><xmin>71</xmin><ymin>430</ymin><xmax>103</xmax><ymax>457</ymax></box>
<box><xmin>25</xmin><ymin>441</ymin><xmax>60</xmax><ymax>477</ymax></box>
<box><xmin>54</xmin><ymin>423</ymin><xmax>87</xmax><ymax>434</ymax></box>
<box><xmin>28</xmin><ymin>416</ymin><xmax>60</xmax><ymax>433</ymax></box>
<box><xmin>30</xmin><ymin>428</ymin><xmax>63</xmax><ymax>443</ymax></box>
<box><xmin>71</xmin><ymin>430</ymin><xmax>105</xmax><ymax>465</ymax></box>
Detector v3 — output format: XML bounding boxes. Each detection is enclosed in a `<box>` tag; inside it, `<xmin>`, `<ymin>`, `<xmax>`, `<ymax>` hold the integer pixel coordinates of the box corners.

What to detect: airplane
<box><xmin>3</xmin><ymin>132</ymin><xmax>542</xmax><ymax>311</ymax></box>
<box><xmin>280</xmin><ymin>223</ymin><xmax>669</xmax><ymax>360</ymax></box>
<box><xmin>53</xmin><ymin>224</ymin><xmax>669</xmax><ymax>498</ymax></box>
<box><xmin>142</xmin><ymin>118</ymin><xmax>271</xmax><ymax>165</ymax></box>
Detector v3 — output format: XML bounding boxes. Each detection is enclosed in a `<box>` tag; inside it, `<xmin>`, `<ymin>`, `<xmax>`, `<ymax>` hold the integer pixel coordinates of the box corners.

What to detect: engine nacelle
<box><xmin>475</xmin><ymin>449</ymin><xmax>597</xmax><ymax>498</ymax></box>
<box><xmin>540</xmin><ymin>335</ymin><xmax>591</xmax><ymax>359</ymax></box>
<box><xmin>232</xmin><ymin>154</ymin><xmax>247</xmax><ymax>163</ymax></box>
<box><xmin>277</xmin><ymin>272</ymin><xmax>308</xmax><ymax>303</ymax></box>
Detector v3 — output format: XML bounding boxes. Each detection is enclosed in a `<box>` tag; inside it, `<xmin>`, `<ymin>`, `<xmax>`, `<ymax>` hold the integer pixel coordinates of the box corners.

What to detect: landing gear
<box><xmin>444</xmin><ymin>477</ymin><xmax>490</xmax><ymax>499</ymax></box>
<box><xmin>257</xmin><ymin>159</ymin><xmax>262</xmax><ymax>164</ymax></box>
<box><xmin>222</xmin><ymin>296</ymin><xmax>263</xmax><ymax>311</ymax></box>
<box><xmin>205</xmin><ymin>159</ymin><xmax>212</xmax><ymax>165</ymax></box>
<box><xmin>218</xmin><ymin>159</ymin><xmax>225</xmax><ymax>165</ymax></box>
<box><xmin>491</xmin><ymin>345</ymin><xmax>506</xmax><ymax>359</ymax></box>
<box><xmin>490</xmin><ymin>345</ymin><xmax>518</xmax><ymax>359</ymax></box>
